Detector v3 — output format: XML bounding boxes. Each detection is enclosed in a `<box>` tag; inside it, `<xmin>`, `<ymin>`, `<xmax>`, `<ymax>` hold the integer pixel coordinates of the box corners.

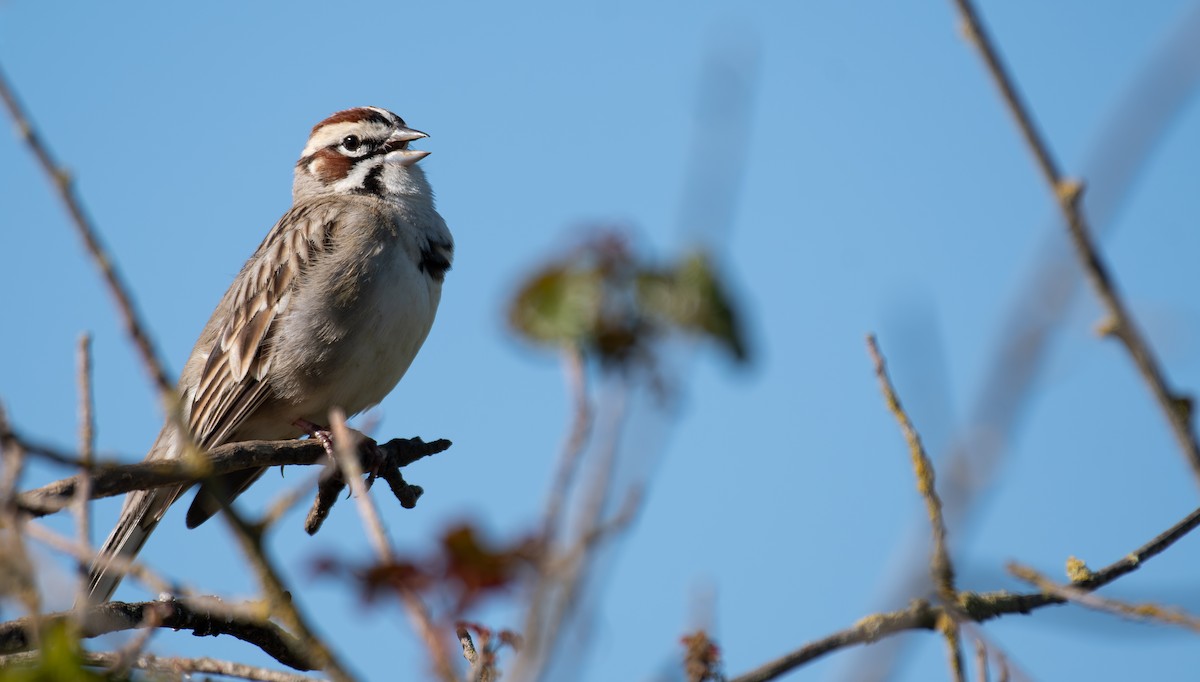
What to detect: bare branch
<box><xmin>0</xmin><ymin>650</ymin><xmax>325</xmax><ymax>682</ymax></box>
<box><xmin>866</xmin><ymin>335</ymin><xmax>956</xmax><ymax>600</ymax></box>
<box><xmin>0</xmin><ymin>599</ymin><xmax>317</xmax><ymax>670</ymax></box>
<box><xmin>949</xmin><ymin>0</ymin><xmax>1200</xmax><ymax>484</ymax></box>
<box><xmin>1009</xmin><ymin>562</ymin><xmax>1200</xmax><ymax>632</ymax></box>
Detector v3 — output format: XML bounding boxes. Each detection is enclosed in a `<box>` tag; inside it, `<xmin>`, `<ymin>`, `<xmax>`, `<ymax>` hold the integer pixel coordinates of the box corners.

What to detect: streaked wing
<box><xmin>188</xmin><ymin>203</ymin><xmax>338</xmax><ymax>448</ymax></box>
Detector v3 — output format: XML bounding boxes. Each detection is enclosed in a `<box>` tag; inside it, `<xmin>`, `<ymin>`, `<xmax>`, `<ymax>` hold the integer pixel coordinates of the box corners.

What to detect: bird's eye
<box><xmin>341</xmin><ymin>135</ymin><xmax>361</xmax><ymax>152</ymax></box>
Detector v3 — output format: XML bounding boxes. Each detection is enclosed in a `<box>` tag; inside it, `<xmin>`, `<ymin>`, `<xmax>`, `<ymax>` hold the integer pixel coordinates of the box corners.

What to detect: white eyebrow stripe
<box><xmin>301</xmin><ymin>121</ymin><xmax>394</xmax><ymax>157</ymax></box>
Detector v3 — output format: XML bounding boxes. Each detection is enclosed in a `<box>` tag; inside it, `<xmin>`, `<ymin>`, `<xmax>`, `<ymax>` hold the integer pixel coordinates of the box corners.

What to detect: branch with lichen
<box><xmin>867</xmin><ymin>335</ymin><xmax>965</xmax><ymax>681</ymax></box>
<box><xmin>727</xmin><ymin>497</ymin><xmax>1200</xmax><ymax>682</ymax></box>
<box><xmin>1009</xmin><ymin>562</ymin><xmax>1200</xmax><ymax>632</ymax></box>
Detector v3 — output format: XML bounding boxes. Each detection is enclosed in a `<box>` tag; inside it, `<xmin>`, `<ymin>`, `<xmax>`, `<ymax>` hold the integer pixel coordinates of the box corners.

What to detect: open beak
<box><xmin>385</xmin><ymin>127</ymin><xmax>431</xmax><ymax>167</ymax></box>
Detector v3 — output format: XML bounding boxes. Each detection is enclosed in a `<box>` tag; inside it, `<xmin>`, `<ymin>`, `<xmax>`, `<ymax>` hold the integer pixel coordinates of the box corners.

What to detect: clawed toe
<box><xmin>294</xmin><ymin>418</ymin><xmax>337</xmax><ymax>458</ymax></box>
<box><xmin>293</xmin><ymin>417</ymin><xmax>385</xmax><ymax>487</ymax></box>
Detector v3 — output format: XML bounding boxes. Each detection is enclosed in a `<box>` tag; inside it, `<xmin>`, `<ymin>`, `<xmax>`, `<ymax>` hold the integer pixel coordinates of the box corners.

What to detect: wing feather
<box><xmin>187</xmin><ymin>203</ymin><xmax>337</xmax><ymax>448</ymax></box>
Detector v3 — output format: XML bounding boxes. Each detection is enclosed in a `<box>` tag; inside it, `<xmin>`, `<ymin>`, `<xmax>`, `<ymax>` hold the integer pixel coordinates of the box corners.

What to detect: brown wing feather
<box><xmin>188</xmin><ymin>203</ymin><xmax>337</xmax><ymax>449</ymax></box>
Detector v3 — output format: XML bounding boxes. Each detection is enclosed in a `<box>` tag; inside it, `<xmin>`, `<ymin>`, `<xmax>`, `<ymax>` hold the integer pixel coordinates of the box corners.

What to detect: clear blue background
<box><xmin>3</xmin><ymin>2</ymin><xmax>1200</xmax><ymax>680</ymax></box>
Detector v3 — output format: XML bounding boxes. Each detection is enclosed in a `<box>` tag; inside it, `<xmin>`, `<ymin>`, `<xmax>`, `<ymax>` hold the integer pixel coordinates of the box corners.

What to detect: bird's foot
<box><xmin>294</xmin><ymin>418</ymin><xmax>337</xmax><ymax>458</ymax></box>
<box><xmin>292</xmin><ymin>417</ymin><xmax>385</xmax><ymax>488</ymax></box>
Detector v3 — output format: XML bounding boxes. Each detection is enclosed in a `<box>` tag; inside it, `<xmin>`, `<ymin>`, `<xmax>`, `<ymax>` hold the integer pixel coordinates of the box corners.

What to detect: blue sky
<box><xmin>4</xmin><ymin>1</ymin><xmax>1200</xmax><ymax>680</ymax></box>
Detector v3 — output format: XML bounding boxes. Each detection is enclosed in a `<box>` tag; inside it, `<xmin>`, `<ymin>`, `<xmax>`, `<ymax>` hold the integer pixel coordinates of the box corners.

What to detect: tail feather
<box><xmin>85</xmin><ymin>485</ymin><xmax>180</xmax><ymax>603</ymax></box>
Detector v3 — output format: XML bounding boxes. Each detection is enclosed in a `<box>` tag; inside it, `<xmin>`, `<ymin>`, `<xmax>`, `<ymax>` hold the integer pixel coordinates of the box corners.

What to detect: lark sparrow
<box><xmin>86</xmin><ymin>106</ymin><xmax>454</xmax><ymax>602</ymax></box>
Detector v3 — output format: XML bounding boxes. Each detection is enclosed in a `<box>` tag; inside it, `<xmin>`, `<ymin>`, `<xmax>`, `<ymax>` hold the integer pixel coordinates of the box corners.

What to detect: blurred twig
<box><xmin>327</xmin><ymin>409</ymin><xmax>455</xmax><ymax>682</ymax></box>
<box><xmin>0</xmin><ymin>651</ymin><xmax>324</xmax><ymax>682</ymax></box>
<box><xmin>512</xmin><ymin>385</ymin><xmax>636</xmax><ymax>682</ymax></box>
<box><xmin>23</xmin><ymin>520</ymin><xmax>175</xmax><ymax>597</ymax></box>
<box><xmin>973</xmin><ymin>638</ymin><xmax>989</xmax><ymax>682</ymax></box>
<box><xmin>0</xmin><ymin>405</ymin><xmax>42</xmax><ymax>623</ymax></box>
<box><xmin>951</xmin><ymin>0</ymin><xmax>1200</xmax><ymax>484</ymax></box>
<box><xmin>73</xmin><ymin>334</ymin><xmax>95</xmax><ymax>607</ymax></box>
<box><xmin>1009</xmin><ymin>562</ymin><xmax>1200</xmax><ymax>632</ymax></box>
<box><xmin>0</xmin><ymin>63</ymin><xmax>175</xmax><ymax>407</ymax></box>
<box><xmin>541</xmin><ymin>348</ymin><xmax>592</xmax><ymax>545</ymax></box>
<box><xmin>867</xmin><ymin>336</ymin><xmax>964</xmax><ymax>681</ymax></box>
<box><xmin>103</xmin><ymin>599</ymin><xmax>167</xmax><ymax>677</ymax></box>
<box><xmin>215</xmin><ymin>497</ymin><xmax>355</xmax><ymax>680</ymax></box>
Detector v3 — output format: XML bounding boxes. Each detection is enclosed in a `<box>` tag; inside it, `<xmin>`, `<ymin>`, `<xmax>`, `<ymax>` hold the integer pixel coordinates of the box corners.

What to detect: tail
<box><xmin>85</xmin><ymin>426</ymin><xmax>184</xmax><ymax>603</ymax></box>
<box><xmin>85</xmin><ymin>486</ymin><xmax>180</xmax><ymax>603</ymax></box>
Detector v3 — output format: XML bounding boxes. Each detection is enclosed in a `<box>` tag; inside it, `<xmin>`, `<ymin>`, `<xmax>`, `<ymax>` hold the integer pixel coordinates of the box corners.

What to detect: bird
<box><xmin>85</xmin><ymin>106</ymin><xmax>454</xmax><ymax>602</ymax></box>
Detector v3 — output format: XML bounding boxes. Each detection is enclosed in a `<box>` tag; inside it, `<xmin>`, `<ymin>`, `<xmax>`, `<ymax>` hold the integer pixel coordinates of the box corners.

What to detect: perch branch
<box><xmin>15</xmin><ymin>436</ymin><xmax>449</xmax><ymax>520</ymax></box>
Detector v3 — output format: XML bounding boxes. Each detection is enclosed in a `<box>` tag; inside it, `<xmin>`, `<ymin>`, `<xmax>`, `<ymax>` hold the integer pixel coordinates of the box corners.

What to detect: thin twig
<box><xmin>73</xmin><ymin>333</ymin><xmax>95</xmax><ymax>607</ymax></box>
<box><xmin>214</xmin><ymin>499</ymin><xmax>356</xmax><ymax>681</ymax></box>
<box><xmin>104</xmin><ymin>600</ymin><xmax>168</xmax><ymax>677</ymax></box>
<box><xmin>0</xmin><ymin>63</ymin><xmax>175</xmax><ymax>407</ymax></box>
<box><xmin>22</xmin><ymin>521</ymin><xmax>176</xmax><ymax>598</ymax></box>
<box><xmin>974</xmin><ymin>638</ymin><xmax>989</xmax><ymax>682</ymax></box>
<box><xmin>1009</xmin><ymin>562</ymin><xmax>1200</xmax><ymax>632</ymax></box>
<box><xmin>0</xmin><ymin>405</ymin><xmax>42</xmax><ymax>621</ymax></box>
<box><xmin>541</xmin><ymin>347</ymin><xmax>592</xmax><ymax>544</ymax></box>
<box><xmin>514</xmin><ymin>386</ymin><xmax>633</xmax><ymax>682</ymax></box>
<box><xmin>866</xmin><ymin>336</ymin><xmax>956</xmax><ymax>599</ymax></box>
<box><xmin>997</xmin><ymin>654</ymin><xmax>1010</xmax><ymax>682</ymax></box>
<box><xmin>867</xmin><ymin>335</ymin><xmax>965</xmax><ymax>681</ymax></box>
<box><xmin>843</xmin><ymin>14</ymin><xmax>1200</xmax><ymax>678</ymax></box>
<box><xmin>938</xmin><ymin>613</ymin><xmax>966</xmax><ymax>682</ymax></box>
<box><xmin>950</xmin><ymin>0</ymin><xmax>1200</xmax><ymax>483</ymax></box>
<box><xmin>328</xmin><ymin>411</ymin><xmax>391</xmax><ymax>561</ymax></box>
<box><xmin>458</xmin><ymin>625</ymin><xmax>492</xmax><ymax>682</ymax></box>
<box><xmin>327</xmin><ymin>409</ymin><xmax>455</xmax><ymax>682</ymax></box>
